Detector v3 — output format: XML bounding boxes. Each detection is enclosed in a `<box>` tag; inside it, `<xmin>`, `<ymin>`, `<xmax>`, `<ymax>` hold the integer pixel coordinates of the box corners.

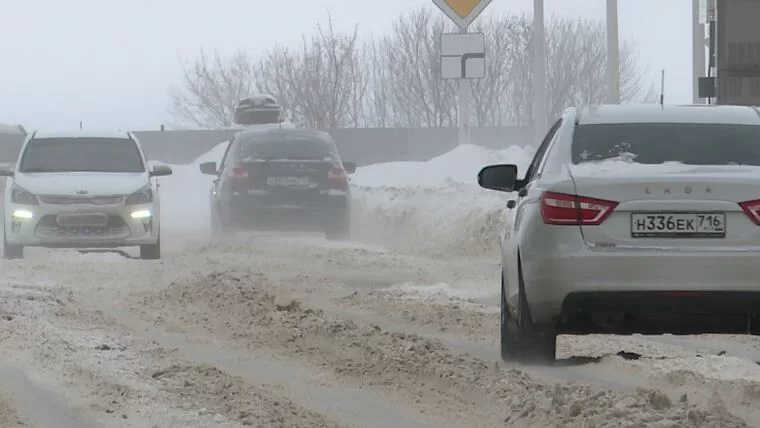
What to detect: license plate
<box><xmin>266</xmin><ymin>176</ymin><xmax>312</xmax><ymax>186</ymax></box>
<box><xmin>630</xmin><ymin>212</ymin><xmax>726</xmax><ymax>238</ymax></box>
<box><xmin>56</xmin><ymin>213</ymin><xmax>108</xmax><ymax>227</ymax></box>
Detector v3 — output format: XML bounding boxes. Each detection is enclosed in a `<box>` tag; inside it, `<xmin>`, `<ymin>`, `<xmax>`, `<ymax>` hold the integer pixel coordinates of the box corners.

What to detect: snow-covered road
<box><xmin>0</xmin><ymin>144</ymin><xmax>758</xmax><ymax>427</ymax></box>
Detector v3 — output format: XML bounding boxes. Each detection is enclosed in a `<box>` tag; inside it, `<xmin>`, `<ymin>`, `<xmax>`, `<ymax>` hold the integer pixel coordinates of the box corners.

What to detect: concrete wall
<box><xmin>0</xmin><ymin>126</ymin><xmax>534</xmax><ymax>166</ymax></box>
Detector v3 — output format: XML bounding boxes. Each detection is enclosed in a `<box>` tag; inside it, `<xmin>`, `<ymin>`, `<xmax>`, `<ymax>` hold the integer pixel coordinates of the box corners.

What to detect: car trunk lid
<box><xmin>568</xmin><ymin>162</ymin><xmax>760</xmax><ymax>250</ymax></box>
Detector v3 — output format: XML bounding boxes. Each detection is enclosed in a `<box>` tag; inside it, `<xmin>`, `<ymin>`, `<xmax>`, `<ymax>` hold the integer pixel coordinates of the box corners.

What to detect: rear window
<box><xmin>238</xmin><ymin>137</ymin><xmax>336</xmax><ymax>161</ymax></box>
<box><xmin>571</xmin><ymin>123</ymin><xmax>760</xmax><ymax>166</ymax></box>
<box><xmin>19</xmin><ymin>137</ymin><xmax>145</xmax><ymax>173</ymax></box>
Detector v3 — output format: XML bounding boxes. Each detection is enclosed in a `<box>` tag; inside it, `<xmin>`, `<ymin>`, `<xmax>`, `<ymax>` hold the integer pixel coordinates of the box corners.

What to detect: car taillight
<box><xmin>227</xmin><ymin>164</ymin><xmax>249</xmax><ymax>184</ymax></box>
<box><xmin>739</xmin><ymin>199</ymin><xmax>760</xmax><ymax>225</ymax></box>
<box><xmin>328</xmin><ymin>163</ymin><xmax>348</xmax><ymax>189</ymax></box>
<box><xmin>540</xmin><ymin>191</ymin><xmax>618</xmax><ymax>226</ymax></box>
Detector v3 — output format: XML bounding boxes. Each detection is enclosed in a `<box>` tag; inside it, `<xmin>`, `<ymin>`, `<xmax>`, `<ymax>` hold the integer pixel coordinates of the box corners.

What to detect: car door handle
<box><xmin>506</xmin><ymin>200</ymin><xmax>516</xmax><ymax>209</ymax></box>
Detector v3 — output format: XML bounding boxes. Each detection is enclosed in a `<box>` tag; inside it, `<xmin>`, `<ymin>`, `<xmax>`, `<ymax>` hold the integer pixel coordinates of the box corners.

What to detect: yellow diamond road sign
<box><xmin>432</xmin><ymin>0</ymin><xmax>494</xmax><ymax>31</ymax></box>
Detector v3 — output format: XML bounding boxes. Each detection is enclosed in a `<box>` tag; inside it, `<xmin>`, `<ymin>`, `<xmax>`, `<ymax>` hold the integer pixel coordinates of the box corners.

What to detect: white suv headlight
<box><xmin>125</xmin><ymin>185</ymin><xmax>153</xmax><ymax>205</ymax></box>
<box><xmin>10</xmin><ymin>184</ymin><xmax>38</xmax><ymax>205</ymax></box>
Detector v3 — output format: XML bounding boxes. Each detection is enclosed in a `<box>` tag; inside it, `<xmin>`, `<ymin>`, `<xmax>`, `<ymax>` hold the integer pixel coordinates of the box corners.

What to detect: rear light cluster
<box><xmin>540</xmin><ymin>191</ymin><xmax>618</xmax><ymax>226</ymax></box>
<box><xmin>227</xmin><ymin>164</ymin><xmax>249</xmax><ymax>185</ymax></box>
<box><xmin>739</xmin><ymin>199</ymin><xmax>760</xmax><ymax>225</ymax></box>
<box><xmin>539</xmin><ymin>193</ymin><xmax>760</xmax><ymax>227</ymax></box>
<box><xmin>328</xmin><ymin>163</ymin><xmax>348</xmax><ymax>190</ymax></box>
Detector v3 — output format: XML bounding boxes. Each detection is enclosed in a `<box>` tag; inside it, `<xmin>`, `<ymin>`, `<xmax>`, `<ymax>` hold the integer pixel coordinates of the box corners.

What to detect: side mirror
<box><xmin>149</xmin><ymin>164</ymin><xmax>173</xmax><ymax>177</ymax></box>
<box><xmin>0</xmin><ymin>164</ymin><xmax>14</xmax><ymax>177</ymax></box>
<box><xmin>343</xmin><ymin>161</ymin><xmax>357</xmax><ymax>174</ymax></box>
<box><xmin>199</xmin><ymin>161</ymin><xmax>218</xmax><ymax>175</ymax></box>
<box><xmin>478</xmin><ymin>164</ymin><xmax>518</xmax><ymax>192</ymax></box>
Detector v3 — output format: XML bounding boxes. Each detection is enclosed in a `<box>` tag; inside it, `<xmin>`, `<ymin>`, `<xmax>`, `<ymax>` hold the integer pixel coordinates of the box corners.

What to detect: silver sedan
<box><xmin>478</xmin><ymin>104</ymin><xmax>760</xmax><ymax>363</ymax></box>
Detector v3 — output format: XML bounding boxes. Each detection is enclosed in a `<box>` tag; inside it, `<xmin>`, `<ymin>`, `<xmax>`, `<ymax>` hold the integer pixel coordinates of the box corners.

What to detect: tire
<box><xmin>324</xmin><ymin>210</ymin><xmax>350</xmax><ymax>241</ymax></box>
<box><xmin>500</xmin><ymin>275</ymin><xmax>519</xmax><ymax>361</ymax></box>
<box><xmin>140</xmin><ymin>235</ymin><xmax>160</xmax><ymax>260</ymax></box>
<box><xmin>3</xmin><ymin>232</ymin><xmax>23</xmax><ymax>260</ymax></box>
<box><xmin>499</xmin><ymin>261</ymin><xmax>557</xmax><ymax>364</ymax></box>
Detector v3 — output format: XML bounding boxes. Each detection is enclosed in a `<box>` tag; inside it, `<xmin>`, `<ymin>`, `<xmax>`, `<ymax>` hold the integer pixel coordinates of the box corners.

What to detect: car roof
<box><xmin>577</xmin><ymin>104</ymin><xmax>760</xmax><ymax>126</ymax></box>
<box><xmin>235</xmin><ymin>127</ymin><xmax>331</xmax><ymax>142</ymax></box>
<box><xmin>30</xmin><ymin>129</ymin><xmax>133</xmax><ymax>140</ymax></box>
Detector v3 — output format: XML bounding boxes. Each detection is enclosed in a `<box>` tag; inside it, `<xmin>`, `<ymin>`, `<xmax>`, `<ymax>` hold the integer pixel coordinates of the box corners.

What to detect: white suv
<box><xmin>0</xmin><ymin>130</ymin><xmax>172</xmax><ymax>260</ymax></box>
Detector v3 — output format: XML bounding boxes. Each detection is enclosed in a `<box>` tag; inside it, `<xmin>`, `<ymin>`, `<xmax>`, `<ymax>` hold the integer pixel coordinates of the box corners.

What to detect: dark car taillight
<box><xmin>327</xmin><ymin>163</ymin><xmax>348</xmax><ymax>190</ymax></box>
<box><xmin>227</xmin><ymin>164</ymin><xmax>249</xmax><ymax>185</ymax></box>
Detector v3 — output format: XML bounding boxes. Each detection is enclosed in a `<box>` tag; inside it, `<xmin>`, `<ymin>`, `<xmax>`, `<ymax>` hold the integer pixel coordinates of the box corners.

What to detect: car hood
<box><xmin>13</xmin><ymin>172</ymin><xmax>149</xmax><ymax>196</ymax></box>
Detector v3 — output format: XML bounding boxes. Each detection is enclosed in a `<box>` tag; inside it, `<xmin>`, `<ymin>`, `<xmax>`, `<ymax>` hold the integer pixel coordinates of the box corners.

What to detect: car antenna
<box><xmin>79</xmin><ymin>120</ymin><xmax>83</xmax><ymax>130</ymax></box>
<box><xmin>659</xmin><ymin>69</ymin><xmax>665</xmax><ymax>107</ymax></box>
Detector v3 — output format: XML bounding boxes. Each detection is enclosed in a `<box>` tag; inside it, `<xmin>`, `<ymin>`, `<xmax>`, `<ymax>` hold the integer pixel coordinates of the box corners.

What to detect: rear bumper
<box><xmin>223</xmin><ymin>189</ymin><xmax>350</xmax><ymax>227</ymax></box>
<box><xmin>524</xmin><ymin>246</ymin><xmax>760</xmax><ymax>326</ymax></box>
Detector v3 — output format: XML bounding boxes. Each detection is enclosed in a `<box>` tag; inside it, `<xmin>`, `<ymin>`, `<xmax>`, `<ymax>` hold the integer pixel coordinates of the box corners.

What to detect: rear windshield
<box><xmin>19</xmin><ymin>138</ymin><xmax>145</xmax><ymax>173</ymax></box>
<box><xmin>571</xmin><ymin>123</ymin><xmax>760</xmax><ymax>166</ymax></box>
<box><xmin>238</xmin><ymin>138</ymin><xmax>336</xmax><ymax>161</ymax></box>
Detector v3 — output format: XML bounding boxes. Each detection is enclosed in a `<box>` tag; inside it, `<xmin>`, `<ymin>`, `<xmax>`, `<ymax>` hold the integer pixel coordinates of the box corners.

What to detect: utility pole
<box><xmin>532</xmin><ymin>0</ymin><xmax>547</xmax><ymax>144</ymax></box>
<box><xmin>606</xmin><ymin>0</ymin><xmax>621</xmax><ymax>104</ymax></box>
<box><xmin>692</xmin><ymin>0</ymin><xmax>707</xmax><ymax>104</ymax></box>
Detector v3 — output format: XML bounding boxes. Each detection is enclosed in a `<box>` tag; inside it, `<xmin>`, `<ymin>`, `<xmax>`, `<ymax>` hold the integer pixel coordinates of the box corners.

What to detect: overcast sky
<box><xmin>0</xmin><ymin>0</ymin><xmax>692</xmax><ymax>131</ymax></box>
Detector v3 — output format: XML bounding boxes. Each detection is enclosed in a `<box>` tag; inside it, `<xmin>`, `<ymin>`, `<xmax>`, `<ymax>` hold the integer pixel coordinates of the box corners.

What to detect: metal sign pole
<box><xmin>433</xmin><ymin>0</ymin><xmax>492</xmax><ymax>147</ymax></box>
<box><xmin>458</xmin><ymin>25</ymin><xmax>471</xmax><ymax>147</ymax></box>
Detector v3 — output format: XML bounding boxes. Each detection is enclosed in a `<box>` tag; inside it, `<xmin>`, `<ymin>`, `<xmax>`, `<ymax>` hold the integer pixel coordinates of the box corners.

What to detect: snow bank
<box><xmin>351</xmin><ymin>144</ymin><xmax>535</xmax><ymax>257</ymax></box>
<box><xmin>352</xmin><ymin>144</ymin><xmax>532</xmax><ymax>187</ymax></box>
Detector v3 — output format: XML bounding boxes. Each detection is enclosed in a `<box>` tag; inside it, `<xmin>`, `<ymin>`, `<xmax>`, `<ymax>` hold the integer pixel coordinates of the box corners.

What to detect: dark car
<box><xmin>199</xmin><ymin>128</ymin><xmax>356</xmax><ymax>240</ymax></box>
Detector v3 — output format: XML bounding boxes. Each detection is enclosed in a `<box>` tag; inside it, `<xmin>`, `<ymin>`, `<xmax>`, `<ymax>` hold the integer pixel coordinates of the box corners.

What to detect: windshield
<box><xmin>18</xmin><ymin>137</ymin><xmax>145</xmax><ymax>173</ymax></box>
<box><xmin>571</xmin><ymin>123</ymin><xmax>760</xmax><ymax>165</ymax></box>
<box><xmin>239</xmin><ymin>138</ymin><xmax>335</xmax><ymax>161</ymax></box>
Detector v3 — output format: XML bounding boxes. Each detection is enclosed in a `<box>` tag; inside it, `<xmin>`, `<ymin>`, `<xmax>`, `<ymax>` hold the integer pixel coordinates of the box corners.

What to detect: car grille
<box><xmin>38</xmin><ymin>195</ymin><xmax>124</xmax><ymax>205</ymax></box>
<box><xmin>34</xmin><ymin>214</ymin><xmax>129</xmax><ymax>239</ymax></box>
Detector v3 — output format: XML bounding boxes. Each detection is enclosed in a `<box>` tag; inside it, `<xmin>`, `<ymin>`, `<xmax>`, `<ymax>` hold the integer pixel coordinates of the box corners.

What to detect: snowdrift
<box><xmin>351</xmin><ymin>144</ymin><xmax>535</xmax><ymax>257</ymax></box>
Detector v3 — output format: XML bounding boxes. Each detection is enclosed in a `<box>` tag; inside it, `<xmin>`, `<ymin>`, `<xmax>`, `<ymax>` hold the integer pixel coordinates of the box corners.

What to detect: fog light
<box><xmin>130</xmin><ymin>210</ymin><xmax>151</xmax><ymax>219</ymax></box>
<box><xmin>12</xmin><ymin>209</ymin><xmax>33</xmax><ymax>219</ymax></box>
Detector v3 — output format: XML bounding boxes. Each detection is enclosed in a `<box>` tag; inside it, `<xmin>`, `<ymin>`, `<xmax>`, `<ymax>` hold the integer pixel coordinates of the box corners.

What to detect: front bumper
<box><xmin>5</xmin><ymin>201</ymin><xmax>159</xmax><ymax>247</ymax></box>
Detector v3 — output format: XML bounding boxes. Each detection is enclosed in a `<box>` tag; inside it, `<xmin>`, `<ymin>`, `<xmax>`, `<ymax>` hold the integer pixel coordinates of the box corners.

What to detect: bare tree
<box><xmin>377</xmin><ymin>8</ymin><xmax>458</xmax><ymax>128</ymax></box>
<box><xmin>360</xmin><ymin>38</ymin><xmax>394</xmax><ymax>127</ymax></box>
<box><xmin>367</xmin><ymin>9</ymin><xmax>654</xmax><ymax>129</ymax></box>
<box><xmin>468</xmin><ymin>14</ymin><xmax>530</xmax><ymax>126</ymax></box>
<box><xmin>514</xmin><ymin>15</ymin><xmax>658</xmax><ymax>126</ymax></box>
<box><xmin>255</xmin><ymin>45</ymin><xmax>302</xmax><ymax>125</ymax></box>
<box><xmin>167</xmin><ymin>49</ymin><xmax>258</xmax><ymax>128</ymax></box>
<box><xmin>167</xmin><ymin>10</ymin><xmax>656</xmax><ymax>131</ymax></box>
<box><xmin>256</xmin><ymin>17</ymin><xmax>366</xmax><ymax>129</ymax></box>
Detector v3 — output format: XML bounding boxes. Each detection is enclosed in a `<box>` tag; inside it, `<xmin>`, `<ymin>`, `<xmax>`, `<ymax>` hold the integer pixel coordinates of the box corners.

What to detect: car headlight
<box><xmin>125</xmin><ymin>185</ymin><xmax>153</xmax><ymax>205</ymax></box>
<box><xmin>11</xmin><ymin>185</ymin><xmax>38</xmax><ymax>205</ymax></box>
